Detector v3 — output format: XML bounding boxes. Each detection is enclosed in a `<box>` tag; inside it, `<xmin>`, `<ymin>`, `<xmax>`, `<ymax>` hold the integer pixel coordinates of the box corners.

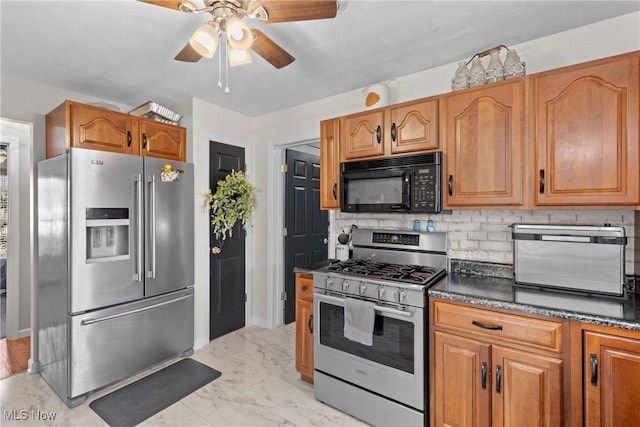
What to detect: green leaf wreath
<box><xmin>203</xmin><ymin>170</ymin><xmax>257</xmax><ymax>253</ymax></box>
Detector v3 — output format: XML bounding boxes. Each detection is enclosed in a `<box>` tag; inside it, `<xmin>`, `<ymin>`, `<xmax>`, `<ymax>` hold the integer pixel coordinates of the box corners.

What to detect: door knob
<box><xmin>323</xmin><ymin>238</ymin><xmax>328</xmax><ymax>244</ymax></box>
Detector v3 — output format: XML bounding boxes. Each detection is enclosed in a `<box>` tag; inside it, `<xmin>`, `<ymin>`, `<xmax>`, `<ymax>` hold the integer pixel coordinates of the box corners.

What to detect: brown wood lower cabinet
<box><xmin>583</xmin><ymin>329</ymin><xmax>640</xmax><ymax>427</ymax></box>
<box><xmin>431</xmin><ymin>299</ymin><xmax>564</xmax><ymax>427</ymax></box>
<box><xmin>295</xmin><ymin>273</ymin><xmax>314</xmax><ymax>383</ymax></box>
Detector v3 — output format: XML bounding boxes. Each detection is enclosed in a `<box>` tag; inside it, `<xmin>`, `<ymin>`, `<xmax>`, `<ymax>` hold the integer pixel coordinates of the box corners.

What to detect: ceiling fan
<box><xmin>139</xmin><ymin>0</ymin><xmax>339</xmax><ymax>69</ymax></box>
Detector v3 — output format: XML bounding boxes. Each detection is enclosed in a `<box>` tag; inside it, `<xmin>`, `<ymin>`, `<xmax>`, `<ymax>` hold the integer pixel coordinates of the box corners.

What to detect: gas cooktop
<box><xmin>322</xmin><ymin>259</ymin><xmax>446</xmax><ymax>286</ymax></box>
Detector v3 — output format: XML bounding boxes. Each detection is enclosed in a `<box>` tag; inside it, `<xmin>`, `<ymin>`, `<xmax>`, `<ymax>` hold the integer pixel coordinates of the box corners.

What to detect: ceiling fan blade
<box><xmin>175</xmin><ymin>42</ymin><xmax>203</xmax><ymax>62</ymax></box>
<box><xmin>137</xmin><ymin>0</ymin><xmax>185</xmax><ymax>11</ymax></box>
<box><xmin>250</xmin><ymin>0</ymin><xmax>337</xmax><ymax>23</ymax></box>
<box><xmin>250</xmin><ymin>29</ymin><xmax>295</xmax><ymax>69</ymax></box>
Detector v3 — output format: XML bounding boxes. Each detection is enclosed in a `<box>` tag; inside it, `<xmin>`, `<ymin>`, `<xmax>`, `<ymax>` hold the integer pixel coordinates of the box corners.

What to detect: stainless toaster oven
<box><xmin>512</xmin><ymin>224</ymin><xmax>627</xmax><ymax>296</ymax></box>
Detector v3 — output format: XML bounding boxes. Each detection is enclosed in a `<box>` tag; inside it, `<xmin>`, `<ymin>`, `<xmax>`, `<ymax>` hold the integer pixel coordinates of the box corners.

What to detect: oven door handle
<box><xmin>315</xmin><ymin>293</ymin><xmax>414</xmax><ymax>318</ymax></box>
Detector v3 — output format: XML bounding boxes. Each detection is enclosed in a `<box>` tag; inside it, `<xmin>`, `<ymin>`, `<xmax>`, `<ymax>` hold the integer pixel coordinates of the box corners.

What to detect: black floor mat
<box><xmin>89</xmin><ymin>358</ymin><xmax>221</xmax><ymax>427</ymax></box>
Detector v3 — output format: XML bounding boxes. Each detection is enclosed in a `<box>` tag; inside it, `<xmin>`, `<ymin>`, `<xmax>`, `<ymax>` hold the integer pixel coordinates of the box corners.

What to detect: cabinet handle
<box><xmin>481</xmin><ymin>361</ymin><xmax>488</xmax><ymax>389</ymax></box>
<box><xmin>539</xmin><ymin>169</ymin><xmax>545</xmax><ymax>194</ymax></box>
<box><xmin>332</xmin><ymin>183</ymin><xmax>337</xmax><ymax>200</ymax></box>
<box><xmin>142</xmin><ymin>133</ymin><xmax>148</xmax><ymax>150</ymax></box>
<box><xmin>308</xmin><ymin>314</ymin><xmax>313</xmax><ymax>334</ymax></box>
<box><xmin>473</xmin><ymin>320</ymin><xmax>503</xmax><ymax>331</ymax></box>
<box><xmin>590</xmin><ymin>353</ymin><xmax>598</xmax><ymax>385</ymax></box>
<box><xmin>391</xmin><ymin>122</ymin><xmax>397</xmax><ymax>142</ymax></box>
<box><xmin>448</xmin><ymin>175</ymin><xmax>453</xmax><ymax>196</ymax></box>
<box><xmin>376</xmin><ymin>125</ymin><xmax>382</xmax><ymax>144</ymax></box>
<box><xmin>127</xmin><ymin>130</ymin><xmax>132</xmax><ymax>147</ymax></box>
<box><xmin>496</xmin><ymin>365</ymin><xmax>502</xmax><ymax>393</ymax></box>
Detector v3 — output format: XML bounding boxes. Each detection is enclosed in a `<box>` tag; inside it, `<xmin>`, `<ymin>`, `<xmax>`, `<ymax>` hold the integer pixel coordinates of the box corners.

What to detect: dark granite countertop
<box><xmin>429</xmin><ymin>273</ymin><xmax>640</xmax><ymax>332</ymax></box>
<box><xmin>293</xmin><ymin>260</ymin><xmax>334</xmax><ymax>276</ymax></box>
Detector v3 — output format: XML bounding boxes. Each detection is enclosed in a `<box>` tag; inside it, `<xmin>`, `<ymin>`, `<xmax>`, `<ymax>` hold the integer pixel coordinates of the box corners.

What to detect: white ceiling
<box><xmin>1</xmin><ymin>1</ymin><xmax>639</xmax><ymax>117</ymax></box>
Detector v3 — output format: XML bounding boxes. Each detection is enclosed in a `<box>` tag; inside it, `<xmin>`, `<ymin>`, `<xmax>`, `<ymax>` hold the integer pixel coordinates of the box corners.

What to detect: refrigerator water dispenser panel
<box><xmin>85</xmin><ymin>208</ymin><xmax>129</xmax><ymax>262</ymax></box>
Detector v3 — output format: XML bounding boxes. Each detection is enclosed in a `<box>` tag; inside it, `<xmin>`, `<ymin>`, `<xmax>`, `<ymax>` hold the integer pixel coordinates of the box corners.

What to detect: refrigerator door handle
<box><xmin>135</xmin><ymin>174</ymin><xmax>144</xmax><ymax>282</ymax></box>
<box><xmin>147</xmin><ymin>174</ymin><xmax>157</xmax><ymax>279</ymax></box>
<box><xmin>80</xmin><ymin>294</ymin><xmax>192</xmax><ymax>326</ymax></box>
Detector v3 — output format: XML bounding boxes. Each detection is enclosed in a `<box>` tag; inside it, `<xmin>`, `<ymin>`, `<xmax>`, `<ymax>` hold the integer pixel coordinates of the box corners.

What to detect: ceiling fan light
<box><xmin>189</xmin><ymin>22</ymin><xmax>219</xmax><ymax>58</ymax></box>
<box><xmin>228</xmin><ymin>48</ymin><xmax>252</xmax><ymax>66</ymax></box>
<box><xmin>225</xmin><ymin>16</ymin><xmax>253</xmax><ymax>51</ymax></box>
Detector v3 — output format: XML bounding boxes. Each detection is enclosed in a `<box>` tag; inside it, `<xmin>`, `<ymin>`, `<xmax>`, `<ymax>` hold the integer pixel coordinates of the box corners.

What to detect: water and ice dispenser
<box><xmin>85</xmin><ymin>208</ymin><xmax>130</xmax><ymax>262</ymax></box>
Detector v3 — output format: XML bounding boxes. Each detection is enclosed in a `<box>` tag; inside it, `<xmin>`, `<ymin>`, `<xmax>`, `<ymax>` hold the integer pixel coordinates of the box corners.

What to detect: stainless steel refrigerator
<box><xmin>37</xmin><ymin>147</ymin><xmax>194</xmax><ymax>407</ymax></box>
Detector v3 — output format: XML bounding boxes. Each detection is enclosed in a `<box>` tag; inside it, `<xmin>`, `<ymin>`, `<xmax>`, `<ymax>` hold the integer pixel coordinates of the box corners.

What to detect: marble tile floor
<box><xmin>0</xmin><ymin>323</ymin><xmax>368</xmax><ymax>426</ymax></box>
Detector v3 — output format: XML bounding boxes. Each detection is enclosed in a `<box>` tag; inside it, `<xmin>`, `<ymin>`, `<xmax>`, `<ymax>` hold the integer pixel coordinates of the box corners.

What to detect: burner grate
<box><xmin>325</xmin><ymin>260</ymin><xmax>444</xmax><ymax>285</ymax></box>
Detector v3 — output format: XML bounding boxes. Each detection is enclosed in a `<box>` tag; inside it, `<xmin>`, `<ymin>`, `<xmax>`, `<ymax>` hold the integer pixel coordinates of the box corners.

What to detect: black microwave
<box><xmin>341</xmin><ymin>152</ymin><xmax>442</xmax><ymax>213</ymax></box>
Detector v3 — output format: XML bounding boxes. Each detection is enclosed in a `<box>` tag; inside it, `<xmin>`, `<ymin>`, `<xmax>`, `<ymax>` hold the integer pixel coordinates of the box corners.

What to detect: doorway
<box><xmin>209</xmin><ymin>141</ymin><xmax>246</xmax><ymax>340</ymax></box>
<box><xmin>283</xmin><ymin>148</ymin><xmax>328</xmax><ymax>324</ymax></box>
<box><xmin>0</xmin><ymin>123</ymin><xmax>22</xmax><ymax>342</ymax></box>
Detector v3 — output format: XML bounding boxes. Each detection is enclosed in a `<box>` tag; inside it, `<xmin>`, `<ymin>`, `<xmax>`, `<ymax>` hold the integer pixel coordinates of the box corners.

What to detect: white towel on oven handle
<box><xmin>343</xmin><ymin>297</ymin><xmax>375</xmax><ymax>346</ymax></box>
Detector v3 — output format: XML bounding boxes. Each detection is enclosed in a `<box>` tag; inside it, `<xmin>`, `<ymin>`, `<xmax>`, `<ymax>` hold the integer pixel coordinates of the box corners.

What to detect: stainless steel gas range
<box><xmin>313</xmin><ymin>228</ymin><xmax>447</xmax><ymax>426</ymax></box>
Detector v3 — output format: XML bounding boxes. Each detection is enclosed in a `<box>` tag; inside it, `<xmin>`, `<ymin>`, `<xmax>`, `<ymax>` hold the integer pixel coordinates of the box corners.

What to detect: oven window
<box><xmin>319</xmin><ymin>302</ymin><xmax>414</xmax><ymax>373</ymax></box>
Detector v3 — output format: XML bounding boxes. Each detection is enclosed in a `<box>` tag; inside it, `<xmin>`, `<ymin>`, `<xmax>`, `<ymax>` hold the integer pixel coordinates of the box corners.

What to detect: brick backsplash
<box><xmin>335</xmin><ymin>210</ymin><xmax>636</xmax><ymax>274</ymax></box>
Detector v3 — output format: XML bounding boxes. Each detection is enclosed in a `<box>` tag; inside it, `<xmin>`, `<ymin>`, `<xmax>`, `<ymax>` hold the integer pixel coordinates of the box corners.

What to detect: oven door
<box><xmin>314</xmin><ymin>290</ymin><xmax>424</xmax><ymax>410</ymax></box>
<box><xmin>341</xmin><ymin>167</ymin><xmax>411</xmax><ymax>213</ymax></box>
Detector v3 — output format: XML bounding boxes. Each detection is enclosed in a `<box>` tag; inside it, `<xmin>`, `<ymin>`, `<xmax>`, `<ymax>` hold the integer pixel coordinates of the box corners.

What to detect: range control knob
<box><xmin>397</xmin><ymin>289</ymin><xmax>407</xmax><ymax>303</ymax></box>
<box><xmin>377</xmin><ymin>286</ymin><xmax>386</xmax><ymax>299</ymax></box>
<box><xmin>326</xmin><ymin>278</ymin><xmax>333</xmax><ymax>289</ymax></box>
<box><xmin>342</xmin><ymin>280</ymin><xmax>350</xmax><ymax>292</ymax></box>
<box><xmin>359</xmin><ymin>284</ymin><xmax>367</xmax><ymax>295</ymax></box>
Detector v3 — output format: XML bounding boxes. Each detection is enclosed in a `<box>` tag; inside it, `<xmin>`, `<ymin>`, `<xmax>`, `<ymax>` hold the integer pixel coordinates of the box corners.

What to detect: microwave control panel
<box><xmin>412</xmin><ymin>165</ymin><xmax>440</xmax><ymax>213</ymax></box>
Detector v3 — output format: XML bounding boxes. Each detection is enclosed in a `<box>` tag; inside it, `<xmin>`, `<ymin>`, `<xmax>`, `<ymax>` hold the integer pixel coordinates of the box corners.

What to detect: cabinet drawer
<box><xmin>433</xmin><ymin>301</ymin><xmax>562</xmax><ymax>352</ymax></box>
<box><xmin>296</xmin><ymin>274</ymin><xmax>314</xmax><ymax>300</ymax></box>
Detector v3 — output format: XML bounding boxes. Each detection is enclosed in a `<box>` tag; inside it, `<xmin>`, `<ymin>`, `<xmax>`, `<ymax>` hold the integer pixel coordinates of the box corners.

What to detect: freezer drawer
<box><xmin>513</xmin><ymin>224</ymin><xmax>626</xmax><ymax>295</ymax></box>
<box><xmin>69</xmin><ymin>288</ymin><xmax>194</xmax><ymax>399</ymax></box>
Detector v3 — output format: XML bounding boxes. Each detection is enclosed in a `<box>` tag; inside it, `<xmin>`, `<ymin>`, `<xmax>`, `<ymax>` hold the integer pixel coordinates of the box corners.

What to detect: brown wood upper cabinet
<box><xmin>320</xmin><ymin>118</ymin><xmax>341</xmax><ymax>210</ymax></box>
<box><xmin>342</xmin><ymin>97</ymin><xmax>439</xmax><ymax>161</ymax></box>
<box><xmin>46</xmin><ymin>100</ymin><xmax>186</xmax><ymax>162</ymax></box>
<box><xmin>442</xmin><ymin>79</ymin><xmax>525</xmax><ymax>208</ymax></box>
<box><xmin>533</xmin><ymin>52</ymin><xmax>639</xmax><ymax>206</ymax></box>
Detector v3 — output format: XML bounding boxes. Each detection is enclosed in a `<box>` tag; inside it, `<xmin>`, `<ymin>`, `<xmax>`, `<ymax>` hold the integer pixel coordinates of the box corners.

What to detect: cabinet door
<box><xmin>343</xmin><ymin>110</ymin><xmax>385</xmax><ymax>160</ymax></box>
<box><xmin>443</xmin><ymin>80</ymin><xmax>525</xmax><ymax>207</ymax></box>
<box><xmin>389</xmin><ymin>98</ymin><xmax>439</xmax><ymax>154</ymax></box>
<box><xmin>295</xmin><ymin>296</ymin><xmax>314</xmax><ymax>383</ymax></box>
<box><xmin>139</xmin><ymin>120</ymin><xmax>186</xmax><ymax>162</ymax></box>
<box><xmin>534</xmin><ymin>54</ymin><xmax>640</xmax><ymax>206</ymax></box>
<box><xmin>433</xmin><ymin>331</ymin><xmax>491</xmax><ymax>427</ymax></box>
<box><xmin>320</xmin><ymin>118</ymin><xmax>341</xmax><ymax>209</ymax></box>
<box><xmin>492</xmin><ymin>346</ymin><xmax>563</xmax><ymax>427</ymax></box>
<box><xmin>70</xmin><ymin>104</ymin><xmax>139</xmax><ymax>155</ymax></box>
<box><xmin>583</xmin><ymin>331</ymin><xmax>640</xmax><ymax>427</ymax></box>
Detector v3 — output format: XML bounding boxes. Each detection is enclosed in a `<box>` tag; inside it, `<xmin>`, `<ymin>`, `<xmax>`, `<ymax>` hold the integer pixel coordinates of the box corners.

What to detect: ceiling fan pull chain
<box><xmin>217</xmin><ymin>36</ymin><xmax>222</xmax><ymax>89</ymax></box>
<box><xmin>224</xmin><ymin>40</ymin><xmax>230</xmax><ymax>94</ymax></box>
